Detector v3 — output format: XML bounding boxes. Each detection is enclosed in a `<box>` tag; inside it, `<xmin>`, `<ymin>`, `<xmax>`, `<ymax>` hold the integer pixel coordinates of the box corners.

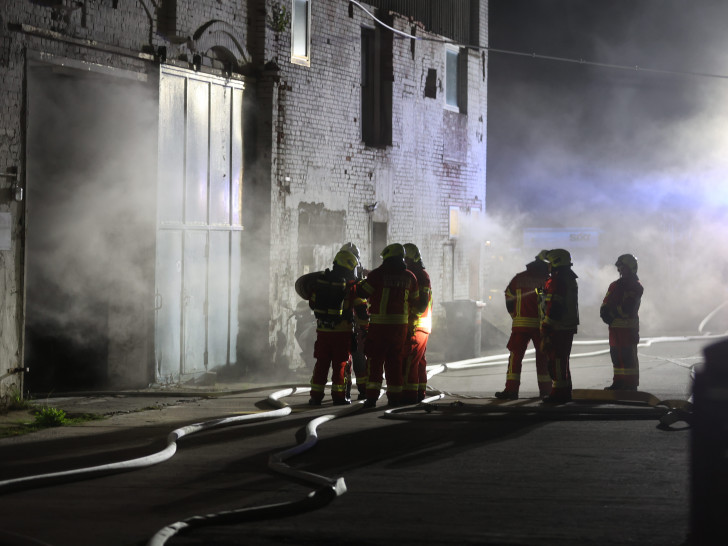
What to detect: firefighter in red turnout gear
<box><xmin>339</xmin><ymin>242</ymin><xmax>369</xmax><ymax>400</ymax></box>
<box><xmin>357</xmin><ymin>243</ymin><xmax>420</xmax><ymax>408</ymax></box>
<box><xmin>601</xmin><ymin>253</ymin><xmax>643</xmax><ymax>390</ymax></box>
<box><xmin>402</xmin><ymin>243</ymin><xmax>432</xmax><ymax>404</ymax></box>
<box><xmin>495</xmin><ymin>257</ymin><xmax>551</xmax><ymax>400</ymax></box>
<box><xmin>539</xmin><ymin>249</ymin><xmax>579</xmax><ymax>404</ymax></box>
<box><xmin>308</xmin><ymin>250</ymin><xmax>360</xmax><ymax>406</ymax></box>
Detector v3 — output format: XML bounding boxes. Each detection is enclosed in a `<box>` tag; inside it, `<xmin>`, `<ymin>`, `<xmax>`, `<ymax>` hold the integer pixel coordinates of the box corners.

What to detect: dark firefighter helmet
<box><xmin>403</xmin><ymin>243</ymin><xmax>421</xmax><ymax>263</ymax></box>
<box><xmin>615</xmin><ymin>253</ymin><xmax>638</xmax><ymax>274</ymax></box>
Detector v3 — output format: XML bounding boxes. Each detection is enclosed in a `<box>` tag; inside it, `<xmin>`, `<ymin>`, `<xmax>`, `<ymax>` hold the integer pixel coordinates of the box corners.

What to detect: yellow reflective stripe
<box><xmin>380</xmin><ymin>287</ymin><xmax>390</xmax><ymax>315</ymax></box>
<box><xmin>512</xmin><ymin>317</ymin><xmax>539</xmax><ymax>328</ymax></box>
<box><xmin>611</xmin><ymin>318</ymin><xmax>638</xmax><ymax>328</ymax></box>
<box><xmin>331</xmin><ymin>384</ymin><xmax>347</xmax><ymax>392</ymax></box>
<box><xmin>506</xmin><ymin>373</ymin><xmax>521</xmax><ymax>380</ymax></box>
<box><xmin>387</xmin><ymin>385</ymin><xmax>403</xmax><ymax>393</ymax></box>
<box><xmin>310</xmin><ymin>383</ymin><xmax>325</xmax><ymax>393</ymax></box>
<box><xmin>537</xmin><ymin>374</ymin><xmax>551</xmax><ymax>383</ymax></box>
<box><xmin>614</xmin><ymin>367</ymin><xmax>639</xmax><ymax>376</ymax></box>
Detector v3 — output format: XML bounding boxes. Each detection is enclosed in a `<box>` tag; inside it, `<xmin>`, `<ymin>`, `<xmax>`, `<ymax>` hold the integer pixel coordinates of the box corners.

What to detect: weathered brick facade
<box><xmin>0</xmin><ymin>0</ymin><xmax>487</xmax><ymax>400</ymax></box>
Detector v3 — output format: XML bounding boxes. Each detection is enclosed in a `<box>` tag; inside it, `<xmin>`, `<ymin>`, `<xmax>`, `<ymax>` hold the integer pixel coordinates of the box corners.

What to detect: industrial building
<box><xmin>0</xmin><ymin>0</ymin><xmax>488</xmax><ymax>399</ymax></box>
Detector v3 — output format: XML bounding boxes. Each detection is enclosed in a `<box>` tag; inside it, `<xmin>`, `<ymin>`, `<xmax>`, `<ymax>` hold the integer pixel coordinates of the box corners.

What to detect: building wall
<box><xmin>266</xmin><ymin>0</ymin><xmax>488</xmax><ymax>367</ymax></box>
<box><xmin>0</xmin><ymin>0</ymin><xmax>488</xmax><ymax>399</ymax></box>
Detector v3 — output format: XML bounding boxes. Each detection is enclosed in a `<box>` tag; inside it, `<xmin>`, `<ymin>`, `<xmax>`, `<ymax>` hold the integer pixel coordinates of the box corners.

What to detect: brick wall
<box><xmin>266</xmin><ymin>0</ymin><xmax>488</xmax><ymax>366</ymax></box>
<box><xmin>0</xmin><ymin>0</ymin><xmax>488</xmax><ymax>394</ymax></box>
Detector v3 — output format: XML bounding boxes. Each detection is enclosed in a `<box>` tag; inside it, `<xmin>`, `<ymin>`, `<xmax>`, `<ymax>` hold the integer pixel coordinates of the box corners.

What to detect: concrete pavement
<box><xmin>0</xmin><ymin>336</ymin><xmax>713</xmax><ymax>546</ymax></box>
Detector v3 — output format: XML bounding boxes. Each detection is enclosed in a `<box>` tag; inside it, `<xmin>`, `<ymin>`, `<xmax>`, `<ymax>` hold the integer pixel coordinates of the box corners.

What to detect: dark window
<box><xmin>361</xmin><ymin>23</ymin><xmax>392</xmax><ymax>147</ymax></box>
<box><xmin>424</xmin><ymin>69</ymin><xmax>437</xmax><ymax>99</ymax></box>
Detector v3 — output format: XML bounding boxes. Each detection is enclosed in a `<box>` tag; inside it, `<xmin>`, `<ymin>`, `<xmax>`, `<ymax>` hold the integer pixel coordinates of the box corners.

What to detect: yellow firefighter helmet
<box><xmin>340</xmin><ymin>242</ymin><xmax>361</xmax><ymax>262</ymax></box>
<box><xmin>333</xmin><ymin>250</ymin><xmax>358</xmax><ymax>271</ymax></box>
<box><xmin>545</xmin><ymin>248</ymin><xmax>572</xmax><ymax>268</ymax></box>
<box><xmin>380</xmin><ymin>243</ymin><xmax>405</xmax><ymax>260</ymax></box>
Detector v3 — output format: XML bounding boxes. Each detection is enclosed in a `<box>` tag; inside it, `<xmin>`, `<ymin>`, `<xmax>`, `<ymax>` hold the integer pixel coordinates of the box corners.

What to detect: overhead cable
<box><xmin>349</xmin><ymin>0</ymin><xmax>728</xmax><ymax>81</ymax></box>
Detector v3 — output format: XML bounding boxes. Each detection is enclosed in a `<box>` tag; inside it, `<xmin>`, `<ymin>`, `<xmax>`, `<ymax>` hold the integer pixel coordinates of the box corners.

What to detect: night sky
<box><xmin>486</xmin><ymin>0</ymin><xmax>728</xmax><ymax>228</ymax></box>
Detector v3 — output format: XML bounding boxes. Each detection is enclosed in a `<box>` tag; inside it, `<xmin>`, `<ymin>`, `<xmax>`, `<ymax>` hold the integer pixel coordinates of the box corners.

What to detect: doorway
<box><xmin>24</xmin><ymin>59</ymin><xmax>157</xmax><ymax>392</ymax></box>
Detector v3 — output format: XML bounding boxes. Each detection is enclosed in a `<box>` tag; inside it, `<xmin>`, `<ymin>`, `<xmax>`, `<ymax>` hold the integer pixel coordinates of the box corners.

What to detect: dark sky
<box><xmin>486</xmin><ymin>0</ymin><xmax>728</xmax><ymax>227</ymax></box>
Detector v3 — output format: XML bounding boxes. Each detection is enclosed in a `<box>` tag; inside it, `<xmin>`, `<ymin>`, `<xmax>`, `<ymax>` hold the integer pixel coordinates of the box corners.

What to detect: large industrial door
<box><xmin>155</xmin><ymin>65</ymin><xmax>244</xmax><ymax>383</ymax></box>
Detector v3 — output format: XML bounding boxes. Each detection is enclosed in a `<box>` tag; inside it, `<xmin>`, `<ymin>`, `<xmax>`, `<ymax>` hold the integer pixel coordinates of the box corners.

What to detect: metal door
<box><xmin>155</xmin><ymin>65</ymin><xmax>244</xmax><ymax>383</ymax></box>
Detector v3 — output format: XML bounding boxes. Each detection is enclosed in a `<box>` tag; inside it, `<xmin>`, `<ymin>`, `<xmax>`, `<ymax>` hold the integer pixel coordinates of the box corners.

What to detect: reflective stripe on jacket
<box><xmin>409</xmin><ymin>265</ymin><xmax>432</xmax><ymax>333</ymax></box>
<box><xmin>505</xmin><ymin>270</ymin><xmax>543</xmax><ymax>331</ymax></box>
<box><xmin>359</xmin><ymin>262</ymin><xmax>419</xmax><ymax>326</ymax></box>
<box><xmin>601</xmin><ymin>275</ymin><xmax>643</xmax><ymax>330</ymax></box>
<box><xmin>541</xmin><ymin>268</ymin><xmax>579</xmax><ymax>332</ymax></box>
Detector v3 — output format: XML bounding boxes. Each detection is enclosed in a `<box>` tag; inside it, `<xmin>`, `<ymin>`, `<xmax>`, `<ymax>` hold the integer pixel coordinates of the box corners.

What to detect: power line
<box><xmin>349</xmin><ymin>0</ymin><xmax>728</xmax><ymax>81</ymax></box>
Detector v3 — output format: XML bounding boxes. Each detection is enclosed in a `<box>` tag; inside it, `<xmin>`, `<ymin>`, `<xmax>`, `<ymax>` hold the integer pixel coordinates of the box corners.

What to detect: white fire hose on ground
<box><xmin>1</xmin><ymin>320</ymin><xmax>725</xmax><ymax>544</ymax></box>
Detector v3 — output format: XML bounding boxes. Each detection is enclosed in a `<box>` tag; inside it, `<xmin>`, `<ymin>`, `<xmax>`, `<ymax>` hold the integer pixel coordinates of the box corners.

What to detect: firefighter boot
<box><xmin>542</xmin><ymin>388</ymin><xmax>572</xmax><ymax>405</ymax></box>
<box><xmin>495</xmin><ymin>389</ymin><xmax>519</xmax><ymax>400</ymax></box>
<box><xmin>538</xmin><ymin>381</ymin><xmax>552</xmax><ymax>398</ymax></box>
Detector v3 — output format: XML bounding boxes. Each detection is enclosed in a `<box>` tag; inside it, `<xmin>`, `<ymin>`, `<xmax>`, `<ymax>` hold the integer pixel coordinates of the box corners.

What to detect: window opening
<box><xmin>445</xmin><ymin>46</ymin><xmax>467</xmax><ymax>113</ymax></box>
<box><xmin>372</xmin><ymin>221</ymin><xmax>388</xmax><ymax>269</ymax></box>
<box><xmin>291</xmin><ymin>0</ymin><xmax>311</xmax><ymax>66</ymax></box>
<box><xmin>361</xmin><ymin>22</ymin><xmax>392</xmax><ymax>147</ymax></box>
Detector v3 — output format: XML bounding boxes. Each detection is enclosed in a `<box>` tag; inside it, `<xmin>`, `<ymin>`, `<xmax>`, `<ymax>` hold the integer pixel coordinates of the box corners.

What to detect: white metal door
<box><xmin>155</xmin><ymin>65</ymin><xmax>244</xmax><ymax>383</ymax></box>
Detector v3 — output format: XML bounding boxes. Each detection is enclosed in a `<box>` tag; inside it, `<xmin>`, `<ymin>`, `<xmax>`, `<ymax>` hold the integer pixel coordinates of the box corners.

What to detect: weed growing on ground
<box><xmin>33</xmin><ymin>406</ymin><xmax>68</xmax><ymax>427</ymax></box>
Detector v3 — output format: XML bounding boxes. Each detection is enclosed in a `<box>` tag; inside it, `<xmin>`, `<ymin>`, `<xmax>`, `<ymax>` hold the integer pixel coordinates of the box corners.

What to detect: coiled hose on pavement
<box><xmin>1</xmin><ymin>325</ymin><xmax>725</xmax><ymax>544</ymax></box>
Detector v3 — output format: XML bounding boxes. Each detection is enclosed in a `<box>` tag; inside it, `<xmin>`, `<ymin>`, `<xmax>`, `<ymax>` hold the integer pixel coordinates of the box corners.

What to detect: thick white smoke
<box><xmin>486</xmin><ymin>0</ymin><xmax>728</xmax><ymax>337</ymax></box>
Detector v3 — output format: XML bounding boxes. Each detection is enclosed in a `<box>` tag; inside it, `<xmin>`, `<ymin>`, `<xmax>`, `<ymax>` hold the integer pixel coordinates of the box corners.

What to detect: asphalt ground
<box><xmin>0</xmin><ymin>335</ymin><xmax>719</xmax><ymax>546</ymax></box>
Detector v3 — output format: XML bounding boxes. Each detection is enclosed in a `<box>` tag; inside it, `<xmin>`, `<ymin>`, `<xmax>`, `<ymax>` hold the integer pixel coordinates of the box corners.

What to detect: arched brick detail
<box><xmin>192</xmin><ymin>20</ymin><xmax>250</xmax><ymax>70</ymax></box>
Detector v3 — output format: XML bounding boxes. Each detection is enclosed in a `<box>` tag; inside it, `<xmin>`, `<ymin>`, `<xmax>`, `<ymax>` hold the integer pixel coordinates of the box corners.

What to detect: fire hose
<box><xmin>0</xmin><ymin>331</ymin><xmax>721</xmax><ymax>544</ymax></box>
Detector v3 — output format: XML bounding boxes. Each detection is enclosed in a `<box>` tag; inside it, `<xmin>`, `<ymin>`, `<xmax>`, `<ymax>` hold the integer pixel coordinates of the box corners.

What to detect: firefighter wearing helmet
<box><xmin>495</xmin><ymin>255</ymin><xmax>551</xmax><ymax>400</ymax></box>
<box><xmin>539</xmin><ymin>248</ymin><xmax>580</xmax><ymax>404</ymax></box>
<box><xmin>402</xmin><ymin>243</ymin><xmax>433</xmax><ymax>403</ymax></box>
<box><xmin>307</xmin><ymin>249</ymin><xmax>361</xmax><ymax>406</ymax></box>
<box><xmin>600</xmin><ymin>253</ymin><xmax>643</xmax><ymax>391</ymax></box>
<box><xmin>339</xmin><ymin>242</ymin><xmax>369</xmax><ymax>399</ymax></box>
<box><xmin>356</xmin><ymin>243</ymin><xmax>420</xmax><ymax>408</ymax></box>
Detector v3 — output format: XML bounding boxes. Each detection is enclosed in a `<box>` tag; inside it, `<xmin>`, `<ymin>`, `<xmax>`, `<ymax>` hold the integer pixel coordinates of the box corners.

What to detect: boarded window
<box><xmin>361</xmin><ymin>22</ymin><xmax>392</xmax><ymax>147</ymax></box>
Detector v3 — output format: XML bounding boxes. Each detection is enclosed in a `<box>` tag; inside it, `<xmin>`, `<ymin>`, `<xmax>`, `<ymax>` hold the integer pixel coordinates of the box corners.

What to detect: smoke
<box><xmin>25</xmin><ymin>65</ymin><xmax>160</xmax><ymax>390</ymax></box>
<box><xmin>486</xmin><ymin>0</ymin><xmax>728</xmax><ymax>336</ymax></box>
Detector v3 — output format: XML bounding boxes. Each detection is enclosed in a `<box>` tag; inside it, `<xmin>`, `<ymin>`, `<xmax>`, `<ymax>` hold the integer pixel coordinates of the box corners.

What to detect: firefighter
<box><xmin>539</xmin><ymin>248</ymin><xmax>579</xmax><ymax>404</ymax></box>
<box><xmin>358</xmin><ymin>243</ymin><xmax>420</xmax><ymax>408</ymax></box>
<box><xmin>600</xmin><ymin>253</ymin><xmax>643</xmax><ymax>391</ymax></box>
<box><xmin>402</xmin><ymin>243</ymin><xmax>432</xmax><ymax>404</ymax></box>
<box><xmin>308</xmin><ymin>249</ymin><xmax>360</xmax><ymax>406</ymax></box>
<box><xmin>340</xmin><ymin>242</ymin><xmax>369</xmax><ymax>400</ymax></box>
<box><xmin>495</xmin><ymin>256</ymin><xmax>551</xmax><ymax>400</ymax></box>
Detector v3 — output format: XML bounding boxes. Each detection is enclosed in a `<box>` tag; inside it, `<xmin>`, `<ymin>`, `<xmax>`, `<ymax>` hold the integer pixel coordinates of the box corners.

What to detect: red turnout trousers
<box><xmin>309</xmin><ymin>330</ymin><xmax>352</xmax><ymax>403</ymax></box>
<box><xmin>609</xmin><ymin>327</ymin><xmax>640</xmax><ymax>388</ymax></box>
<box><xmin>403</xmin><ymin>329</ymin><xmax>429</xmax><ymax>403</ymax></box>
<box><xmin>365</xmin><ymin>323</ymin><xmax>408</xmax><ymax>404</ymax></box>
<box><xmin>504</xmin><ymin>329</ymin><xmax>551</xmax><ymax>396</ymax></box>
